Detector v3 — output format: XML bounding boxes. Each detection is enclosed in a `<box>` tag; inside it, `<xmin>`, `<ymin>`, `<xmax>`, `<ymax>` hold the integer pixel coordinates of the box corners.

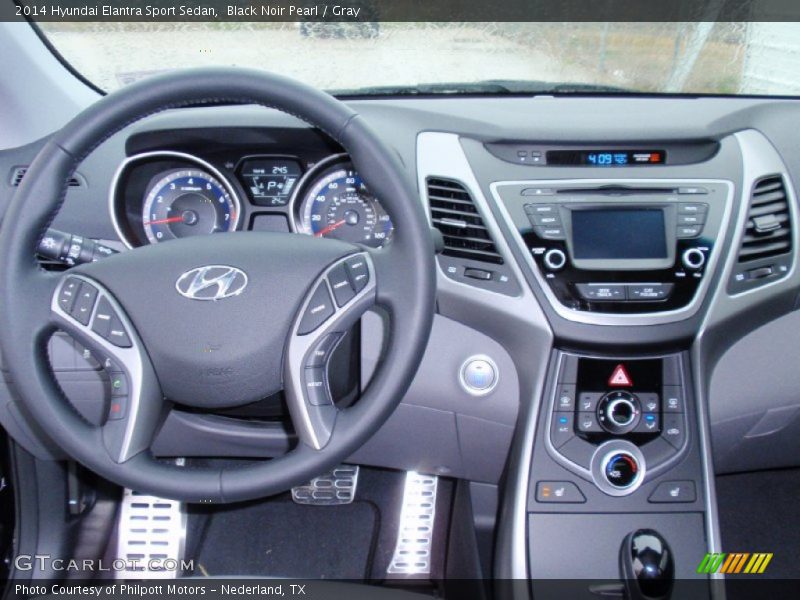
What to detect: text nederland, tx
<box><xmin>15</xmin><ymin>583</ymin><xmax>310</xmax><ymax>596</ymax></box>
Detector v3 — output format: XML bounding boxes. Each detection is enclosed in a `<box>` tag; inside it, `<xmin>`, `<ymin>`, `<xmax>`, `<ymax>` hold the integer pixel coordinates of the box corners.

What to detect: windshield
<box><xmin>36</xmin><ymin>22</ymin><xmax>800</xmax><ymax>96</ymax></box>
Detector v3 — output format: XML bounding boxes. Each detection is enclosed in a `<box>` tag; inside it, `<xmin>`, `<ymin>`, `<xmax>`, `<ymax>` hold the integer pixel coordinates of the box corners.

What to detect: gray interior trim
<box><xmin>415</xmin><ymin>132</ymin><xmax>554</xmax><ymax>583</ymax></box>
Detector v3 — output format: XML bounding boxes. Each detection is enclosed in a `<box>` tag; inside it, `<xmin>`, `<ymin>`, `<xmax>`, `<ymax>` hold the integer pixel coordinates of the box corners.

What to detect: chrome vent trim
<box><xmin>737</xmin><ymin>175</ymin><xmax>792</xmax><ymax>263</ymax></box>
<box><xmin>427</xmin><ymin>176</ymin><xmax>504</xmax><ymax>264</ymax></box>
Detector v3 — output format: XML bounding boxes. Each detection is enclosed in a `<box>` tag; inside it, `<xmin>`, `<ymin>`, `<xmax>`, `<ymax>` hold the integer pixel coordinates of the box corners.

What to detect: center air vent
<box><xmin>426</xmin><ymin>177</ymin><xmax>503</xmax><ymax>264</ymax></box>
<box><xmin>737</xmin><ymin>175</ymin><xmax>791</xmax><ymax>263</ymax></box>
<box><xmin>10</xmin><ymin>167</ymin><xmax>83</xmax><ymax>188</ymax></box>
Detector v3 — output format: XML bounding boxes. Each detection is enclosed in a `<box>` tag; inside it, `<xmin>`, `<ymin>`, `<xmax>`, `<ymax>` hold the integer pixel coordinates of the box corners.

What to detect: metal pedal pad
<box><xmin>387</xmin><ymin>471</ymin><xmax>438</xmax><ymax>577</ymax></box>
<box><xmin>115</xmin><ymin>489</ymin><xmax>186</xmax><ymax>579</ymax></box>
<box><xmin>291</xmin><ymin>464</ymin><xmax>359</xmax><ymax>505</ymax></box>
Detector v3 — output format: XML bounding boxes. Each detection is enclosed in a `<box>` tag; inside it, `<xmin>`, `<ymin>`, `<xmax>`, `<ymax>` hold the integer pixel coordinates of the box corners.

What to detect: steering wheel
<box><xmin>0</xmin><ymin>68</ymin><xmax>436</xmax><ymax>503</ymax></box>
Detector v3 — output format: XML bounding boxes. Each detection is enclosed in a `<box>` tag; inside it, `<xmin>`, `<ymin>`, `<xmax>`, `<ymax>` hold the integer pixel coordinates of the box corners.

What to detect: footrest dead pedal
<box><xmin>291</xmin><ymin>464</ymin><xmax>360</xmax><ymax>505</ymax></box>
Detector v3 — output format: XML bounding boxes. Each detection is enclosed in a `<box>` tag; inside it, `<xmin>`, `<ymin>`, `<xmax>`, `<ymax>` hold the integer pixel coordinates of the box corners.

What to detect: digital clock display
<box><xmin>546</xmin><ymin>150</ymin><xmax>666</xmax><ymax>166</ymax></box>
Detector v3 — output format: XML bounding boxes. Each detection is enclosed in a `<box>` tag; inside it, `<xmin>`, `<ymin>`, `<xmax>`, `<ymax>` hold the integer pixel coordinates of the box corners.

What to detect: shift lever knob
<box><xmin>619</xmin><ymin>529</ymin><xmax>675</xmax><ymax>600</ymax></box>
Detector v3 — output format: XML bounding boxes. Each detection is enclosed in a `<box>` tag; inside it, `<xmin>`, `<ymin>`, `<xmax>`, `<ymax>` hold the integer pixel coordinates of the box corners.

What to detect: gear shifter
<box><xmin>619</xmin><ymin>529</ymin><xmax>675</xmax><ymax>600</ymax></box>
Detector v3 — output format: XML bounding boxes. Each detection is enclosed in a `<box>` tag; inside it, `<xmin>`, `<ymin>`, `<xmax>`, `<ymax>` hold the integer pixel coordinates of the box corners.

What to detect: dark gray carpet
<box><xmin>190</xmin><ymin>498</ymin><xmax>378</xmax><ymax>579</ymax></box>
<box><xmin>716</xmin><ymin>469</ymin><xmax>800</xmax><ymax>579</ymax></box>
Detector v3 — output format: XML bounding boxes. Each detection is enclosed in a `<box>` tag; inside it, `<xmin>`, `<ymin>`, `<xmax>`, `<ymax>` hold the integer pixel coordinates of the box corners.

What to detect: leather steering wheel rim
<box><xmin>0</xmin><ymin>67</ymin><xmax>436</xmax><ymax>503</ymax></box>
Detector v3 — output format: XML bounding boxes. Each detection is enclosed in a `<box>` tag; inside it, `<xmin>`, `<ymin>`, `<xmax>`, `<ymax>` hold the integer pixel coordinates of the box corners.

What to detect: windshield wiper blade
<box><xmin>333</xmin><ymin>79</ymin><xmax>633</xmax><ymax>97</ymax></box>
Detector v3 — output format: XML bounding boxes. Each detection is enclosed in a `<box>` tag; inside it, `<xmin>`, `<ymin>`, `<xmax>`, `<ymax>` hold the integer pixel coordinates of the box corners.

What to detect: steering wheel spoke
<box><xmin>284</xmin><ymin>252</ymin><xmax>377</xmax><ymax>450</ymax></box>
<box><xmin>51</xmin><ymin>274</ymin><xmax>166</xmax><ymax>463</ymax></box>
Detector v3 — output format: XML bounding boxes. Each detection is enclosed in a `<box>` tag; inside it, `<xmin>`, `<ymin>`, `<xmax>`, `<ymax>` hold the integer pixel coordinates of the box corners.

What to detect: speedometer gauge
<box><xmin>142</xmin><ymin>169</ymin><xmax>240</xmax><ymax>244</ymax></box>
<box><xmin>297</xmin><ymin>165</ymin><xmax>393</xmax><ymax>248</ymax></box>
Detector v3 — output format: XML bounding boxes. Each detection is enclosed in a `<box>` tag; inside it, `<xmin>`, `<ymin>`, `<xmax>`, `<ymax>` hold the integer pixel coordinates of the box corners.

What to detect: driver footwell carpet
<box><xmin>187</xmin><ymin>497</ymin><xmax>379</xmax><ymax>579</ymax></box>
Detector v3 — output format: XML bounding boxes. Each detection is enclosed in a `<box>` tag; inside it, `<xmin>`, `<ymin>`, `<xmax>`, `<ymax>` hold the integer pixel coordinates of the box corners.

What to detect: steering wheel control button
<box><xmin>90</xmin><ymin>296</ymin><xmax>115</xmax><ymax>338</ymax></box>
<box><xmin>298</xmin><ymin>280</ymin><xmax>335</xmax><ymax>335</ymax></box>
<box><xmin>648</xmin><ymin>480</ymin><xmax>696</xmax><ymax>503</ymax></box>
<box><xmin>536</xmin><ymin>481</ymin><xmax>586</xmax><ymax>504</ymax></box>
<box><xmin>306</xmin><ymin>334</ymin><xmax>340</xmax><ymax>368</ymax></box>
<box><xmin>304</xmin><ymin>368</ymin><xmax>331</xmax><ymax>406</ymax></box>
<box><xmin>109</xmin><ymin>372</ymin><xmax>129</xmax><ymax>397</ymax></box>
<box><xmin>591</xmin><ymin>441</ymin><xmax>646</xmax><ymax>496</ymax></box>
<box><xmin>598</xmin><ymin>391</ymin><xmax>641</xmax><ymax>435</ymax></box>
<box><xmin>344</xmin><ymin>256</ymin><xmax>370</xmax><ymax>292</ymax></box>
<box><xmin>108</xmin><ymin>396</ymin><xmax>128</xmax><ymax>421</ymax></box>
<box><xmin>604</xmin><ymin>452</ymin><xmax>640</xmax><ymax>489</ymax></box>
<box><xmin>57</xmin><ymin>278</ymin><xmax>81</xmax><ymax>313</ymax></box>
<box><xmin>106</xmin><ymin>313</ymin><xmax>132</xmax><ymax>348</ymax></box>
<box><xmin>327</xmin><ymin>263</ymin><xmax>356</xmax><ymax>307</ymax></box>
<box><xmin>551</xmin><ymin>413</ymin><xmax>575</xmax><ymax>449</ymax></box>
<box><xmin>460</xmin><ymin>356</ymin><xmax>498</xmax><ymax>395</ymax></box>
<box><xmin>70</xmin><ymin>282</ymin><xmax>98</xmax><ymax>325</ymax></box>
<box><xmin>662</xmin><ymin>414</ymin><xmax>687</xmax><ymax>449</ymax></box>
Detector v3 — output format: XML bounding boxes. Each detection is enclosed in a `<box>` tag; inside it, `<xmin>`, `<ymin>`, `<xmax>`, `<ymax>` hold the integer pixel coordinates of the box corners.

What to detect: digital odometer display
<box><xmin>546</xmin><ymin>150</ymin><xmax>666</xmax><ymax>166</ymax></box>
<box><xmin>239</xmin><ymin>157</ymin><xmax>302</xmax><ymax>206</ymax></box>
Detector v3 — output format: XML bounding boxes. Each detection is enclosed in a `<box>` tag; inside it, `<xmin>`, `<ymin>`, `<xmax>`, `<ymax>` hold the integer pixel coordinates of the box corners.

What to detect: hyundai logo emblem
<box><xmin>175</xmin><ymin>265</ymin><xmax>248</xmax><ymax>301</ymax></box>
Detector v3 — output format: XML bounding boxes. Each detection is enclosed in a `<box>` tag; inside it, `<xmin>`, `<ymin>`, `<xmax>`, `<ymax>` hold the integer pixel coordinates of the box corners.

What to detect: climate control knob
<box><xmin>603</xmin><ymin>451</ymin><xmax>641</xmax><ymax>489</ymax></box>
<box><xmin>543</xmin><ymin>248</ymin><xmax>567</xmax><ymax>271</ymax></box>
<box><xmin>598</xmin><ymin>391</ymin><xmax>641</xmax><ymax>435</ymax></box>
<box><xmin>681</xmin><ymin>248</ymin><xmax>706</xmax><ymax>270</ymax></box>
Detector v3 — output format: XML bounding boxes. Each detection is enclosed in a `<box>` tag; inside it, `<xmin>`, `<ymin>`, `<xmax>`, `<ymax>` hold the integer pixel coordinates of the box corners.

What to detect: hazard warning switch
<box><xmin>608</xmin><ymin>364</ymin><xmax>633</xmax><ymax>387</ymax></box>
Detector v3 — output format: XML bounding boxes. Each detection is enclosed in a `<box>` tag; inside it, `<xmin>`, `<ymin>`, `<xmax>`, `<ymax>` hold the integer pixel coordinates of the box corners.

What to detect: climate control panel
<box><xmin>548</xmin><ymin>355</ymin><xmax>688</xmax><ymax>496</ymax></box>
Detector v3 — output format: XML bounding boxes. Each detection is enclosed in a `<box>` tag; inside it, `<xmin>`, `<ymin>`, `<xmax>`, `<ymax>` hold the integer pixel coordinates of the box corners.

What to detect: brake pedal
<box><xmin>115</xmin><ymin>489</ymin><xmax>186</xmax><ymax>579</ymax></box>
<box><xmin>291</xmin><ymin>464</ymin><xmax>359</xmax><ymax>505</ymax></box>
<box><xmin>387</xmin><ymin>471</ymin><xmax>438</xmax><ymax>577</ymax></box>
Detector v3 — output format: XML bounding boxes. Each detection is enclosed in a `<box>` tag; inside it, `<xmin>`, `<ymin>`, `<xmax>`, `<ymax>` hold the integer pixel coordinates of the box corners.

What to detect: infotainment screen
<box><xmin>571</xmin><ymin>209</ymin><xmax>667</xmax><ymax>260</ymax></box>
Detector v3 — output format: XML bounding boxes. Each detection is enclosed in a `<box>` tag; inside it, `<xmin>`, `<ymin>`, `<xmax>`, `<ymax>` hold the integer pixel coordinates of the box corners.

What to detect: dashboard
<box><xmin>6</xmin><ymin>92</ymin><xmax>800</xmax><ymax>583</ymax></box>
<box><xmin>108</xmin><ymin>128</ymin><xmax>393</xmax><ymax>249</ymax></box>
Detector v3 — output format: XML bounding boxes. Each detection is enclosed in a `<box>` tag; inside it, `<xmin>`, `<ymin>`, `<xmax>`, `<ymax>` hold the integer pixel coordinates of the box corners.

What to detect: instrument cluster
<box><xmin>110</xmin><ymin>150</ymin><xmax>393</xmax><ymax>249</ymax></box>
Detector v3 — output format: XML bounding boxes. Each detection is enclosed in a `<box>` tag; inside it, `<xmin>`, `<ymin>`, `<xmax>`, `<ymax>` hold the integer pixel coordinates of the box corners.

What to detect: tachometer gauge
<box><xmin>142</xmin><ymin>169</ymin><xmax>240</xmax><ymax>243</ymax></box>
<box><xmin>297</xmin><ymin>165</ymin><xmax>393</xmax><ymax>248</ymax></box>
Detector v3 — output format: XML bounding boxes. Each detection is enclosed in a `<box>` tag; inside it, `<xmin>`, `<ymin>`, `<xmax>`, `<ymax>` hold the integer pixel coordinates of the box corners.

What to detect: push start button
<box><xmin>459</xmin><ymin>355</ymin><xmax>498</xmax><ymax>396</ymax></box>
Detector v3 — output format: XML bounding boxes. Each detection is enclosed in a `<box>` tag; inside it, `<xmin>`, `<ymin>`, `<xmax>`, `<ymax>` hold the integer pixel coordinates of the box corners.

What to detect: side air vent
<box><xmin>10</xmin><ymin>166</ymin><xmax>83</xmax><ymax>188</ymax></box>
<box><xmin>737</xmin><ymin>175</ymin><xmax>792</xmax><ymax>263</ymax></box>
<box><xmin>427</xmin><ymin>177</ymin><xmax>503</xmax><ymax>264</ymax></box>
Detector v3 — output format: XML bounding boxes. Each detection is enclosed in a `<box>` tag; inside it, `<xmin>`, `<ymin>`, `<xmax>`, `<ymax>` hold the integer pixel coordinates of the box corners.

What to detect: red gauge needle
<box><xmin>315</xmin><ymin>219</ymin><xmax>346</xmax><ymax>237</ymax></box>
<box><xmin>144</xmin><ymin>215</ymin><xmax>185</xmax><ymax>226</ymax></box>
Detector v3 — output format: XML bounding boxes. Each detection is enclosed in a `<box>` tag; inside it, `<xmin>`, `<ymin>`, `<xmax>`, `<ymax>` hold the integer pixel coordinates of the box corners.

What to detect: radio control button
<box><xmin>678</xmin><ymin>202</ymin><xmax>709</xmax><ymax>214</ymax></box>
<box><xmin>682</xmin><ymin>248</ymin><xmax>706</xmax><ymax>270</ymax></box>
<box><xmin>677</xmin><ymin>225</ymin><xmax>703</xmax><ymax>238</ymax></box>
<box><xmin>529</xmin><ymin>213</ymin><xmax>562</xmax><ymax>227</ymax></box>
<box><xmin>534</xmin><ymin>225</ymin><xmax>566</xmax><ymax>240</ymax></box>
<box><xmin>627</xmin><ymin>283</ymin><xmax>673</xmax><ymax>301</ymax></box>
<box><xmin>543</xmin><ymin>248</ymin><xmax>567</xmax><ymax>271</ymax></box>
<box><xmin>677</xmin><ymin>213</ymin><xmax>706</xmax><ymax>226</ymax></box>
<box><xmin>678</xmin><ymin>187</ymin><xmax>708</xmax><ymax>195</ymax></box>
<box><xmin>575</xmin><ymin>283</ymin><xmax>626</xmax><ymax>301</ymax></box>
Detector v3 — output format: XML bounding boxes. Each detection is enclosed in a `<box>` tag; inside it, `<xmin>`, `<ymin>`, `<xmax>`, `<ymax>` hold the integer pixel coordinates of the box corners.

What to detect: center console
<box><xmin>527</xmin><ymin>351</ymin><xmax>709</xmax><ymax>598</ymax></box>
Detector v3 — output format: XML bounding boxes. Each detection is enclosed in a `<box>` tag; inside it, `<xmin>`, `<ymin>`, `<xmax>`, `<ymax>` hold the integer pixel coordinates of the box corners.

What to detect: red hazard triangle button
<box><xmin>608</xmin><ymin>364</ymin><xmax>633</xmax><ymax>387</ymax></box>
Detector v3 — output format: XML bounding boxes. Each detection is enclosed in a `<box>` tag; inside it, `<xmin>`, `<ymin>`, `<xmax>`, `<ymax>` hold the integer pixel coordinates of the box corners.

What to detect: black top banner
<box><xmin>4</xmin><ymin>0</ymin><xmax>800</xmax><ymax>23</ymax></box>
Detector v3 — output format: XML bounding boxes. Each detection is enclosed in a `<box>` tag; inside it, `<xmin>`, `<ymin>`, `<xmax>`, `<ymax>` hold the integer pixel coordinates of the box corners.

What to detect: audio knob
<box><xmin>681</xmin><ymin>248</ymin><xmax>706</xmax><ymax>270</ymax></box>
<box><xmin>543</xmin><ymin>248</ymin><xmax>567</xmax><ymax>271</ymax></box>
